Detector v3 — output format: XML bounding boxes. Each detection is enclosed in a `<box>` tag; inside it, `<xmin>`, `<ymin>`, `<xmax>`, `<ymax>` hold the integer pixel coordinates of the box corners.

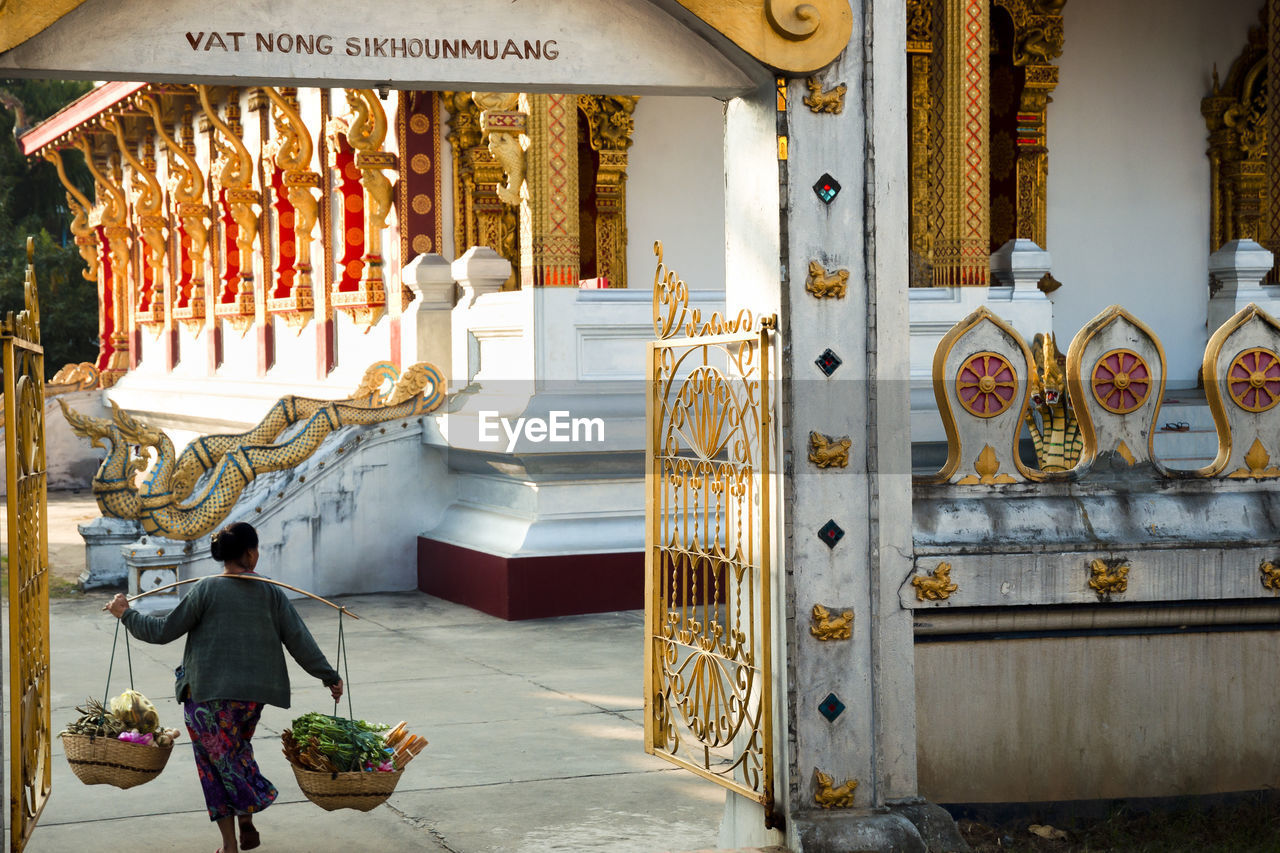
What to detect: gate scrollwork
<box><xmin>645</xmin><ymin>243</ymin><xmax>778</xmax><ymax>825</ymax></box>
<box><xmin>6</xmin><ymin>238</ymin><xmax>53</xmax><ymax>851</ymax></box>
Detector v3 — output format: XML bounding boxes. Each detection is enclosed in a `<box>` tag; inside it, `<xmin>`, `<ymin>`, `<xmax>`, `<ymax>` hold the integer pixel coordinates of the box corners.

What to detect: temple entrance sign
<box><xmin>4</xmin><ymin>241</ymin><xmax>53</xmax><ymax>852</ymax></box>
<box><xmin>0</xmin><ymin>0</ymin><xmax>851</xmax><ymax>93</ymax></box>
<box><xmin>644</xmin><ymin>245</ymin><xmax>780</xmax><ymax>824</ymax></box>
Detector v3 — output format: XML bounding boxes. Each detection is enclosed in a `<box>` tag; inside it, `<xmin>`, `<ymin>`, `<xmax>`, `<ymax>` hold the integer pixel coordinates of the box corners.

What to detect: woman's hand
<box><xmin>329</xmin><ymin>679</ymin><xmax>343</xmax><ymax>702</ymax></box>
<box><xmin>106</xmin><ymin>593</ymin><xmax>130</xmax><ymax>619</ymax></box>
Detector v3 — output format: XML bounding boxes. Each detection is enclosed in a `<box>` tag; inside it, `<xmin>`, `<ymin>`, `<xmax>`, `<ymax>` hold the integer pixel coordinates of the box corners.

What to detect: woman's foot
<box><xmin>240</xmin><ymin>820</ymin><xmax>260</xmax><ymax>850</ymax></box>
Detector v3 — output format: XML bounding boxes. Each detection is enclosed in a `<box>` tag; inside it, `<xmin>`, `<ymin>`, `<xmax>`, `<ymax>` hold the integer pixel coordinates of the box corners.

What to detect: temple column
<box><xmin>1266</xmin><ymin>0</ymin><xmax>1280</xmax><ymax>274</ymax></box>
<box><xmin>518</xmin><ymin>93</ymin><xmax>580</xmax><ymax>287</ymax></box>
<box><xmin>77</xmin><ymin>137</ymin><xmax>131</xmax><ymax>383</ymax></box>
<box><xmin>445</xmin><ymin>92</ymin><xmax>519</xmax><ymax>290</ymax></box>
<box><xmin>906</xmin><ymin>0</ymin><xmax>934</xmax><ymax>287</ymax></box>
<box><xmin>930</xmin><ymin>0</ymin><xmax>991</xmax><ymax>285</ymax></box>
<box><xmin>579</xmin><ymin>95</ymin><xmax>638</xmax><ymax>288</ymax></box>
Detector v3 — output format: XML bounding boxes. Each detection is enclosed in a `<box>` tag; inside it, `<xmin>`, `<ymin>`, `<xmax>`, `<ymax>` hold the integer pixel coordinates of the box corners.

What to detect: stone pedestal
<box><xmin>122</xmin><ymin>536</ymin><xmax>197</xmax><ymax>616</ymax></box>
<box><xmin>78</xmin><ymin>516</ymin><xmax>142</xmax><ymax>589</ymax></box>
<box><xmin>402</xmin><ymin>253</ymin><xmax>457</xmax><ymax>378</ymax></box>
<box><xmin>452</xmin><ymin>246</ymin><xmax>511</xmax><ymax>307</ymax></box>
<box><xmin>991</xmin><ymin>238</ymin><xmax>1053</xmax><ymax>300</ymax></box>
<box><xmin>1208</xmin><ymin>239</ymin><xmax>1279</xmax><ymax>332</ymax></box>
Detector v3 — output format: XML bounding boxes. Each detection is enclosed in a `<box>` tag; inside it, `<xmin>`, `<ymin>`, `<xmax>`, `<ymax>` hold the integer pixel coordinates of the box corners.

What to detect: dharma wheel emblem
<box><xmin>1227</xmin><ymin>347</ymin><xmax>1280</xmax><ymax>413</ymax></box>
<box><xmin>1091</xmin><ymin>349</ymin><xmax>1152</xmax><ymax>414</ymax></box>
<box><xmin>956</xmin><ymin>352</ymin><xmax>1017</xmax><ymax>418</ymax></box>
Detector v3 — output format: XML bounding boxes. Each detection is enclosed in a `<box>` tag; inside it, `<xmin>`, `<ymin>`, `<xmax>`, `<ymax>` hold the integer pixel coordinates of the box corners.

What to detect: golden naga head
<box><xmin>1030</xmin><ymin>332</ymin><xmax>1067</xmax><ymax>405</ymax></box>
<box><xmin>385</xmin><ymin>362</ymin><xmax>445</xmax><ymax>411</ymax></box>
<box><xmin>58</xmin><ymin>398</ymin><xmax>115</xmax><ymax>448</ymax></box>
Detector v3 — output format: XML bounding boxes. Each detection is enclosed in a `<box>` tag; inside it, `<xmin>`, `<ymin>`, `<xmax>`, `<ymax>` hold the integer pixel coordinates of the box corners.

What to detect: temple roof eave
<box><xmin>18</xmin><ymin>81</ymin><xmax>148</xmax><ymax>156</ymax></box>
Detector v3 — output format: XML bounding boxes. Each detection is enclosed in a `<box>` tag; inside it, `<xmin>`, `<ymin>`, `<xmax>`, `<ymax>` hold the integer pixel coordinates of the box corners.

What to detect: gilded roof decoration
<box><xmin>0</xmin><ymin>0</ymin><xmax>87</xmax><ymax>54</ymax></box>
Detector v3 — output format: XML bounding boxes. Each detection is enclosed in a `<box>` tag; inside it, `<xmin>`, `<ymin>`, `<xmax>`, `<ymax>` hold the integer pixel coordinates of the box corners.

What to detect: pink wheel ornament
<box><xmin>1091</xmin><ymin>349</ymin><xmax>1152</xmax><ymax>414</ymax></box>
<box><xmin>956</xmin><ymin>352</ymin><xmax>1018</xmax><ymax>418</ymax></box>
<box><xmin>1227</xmin><ymin>347</ymin><xmax>1280</xmax><ymax>413</ymax></box>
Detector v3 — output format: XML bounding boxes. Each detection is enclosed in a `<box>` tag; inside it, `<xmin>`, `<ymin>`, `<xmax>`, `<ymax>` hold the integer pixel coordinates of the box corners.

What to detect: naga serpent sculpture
<box><xmin>59</xmin><ymin>361</ymin><xmax>444</xmax><ymax>540</ymax></box>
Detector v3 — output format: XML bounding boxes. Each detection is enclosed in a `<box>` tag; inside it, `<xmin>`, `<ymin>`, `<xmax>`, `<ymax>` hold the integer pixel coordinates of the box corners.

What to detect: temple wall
<box><xmin>916</xmin><ymin>622</ymin><xmax>1280</xmax><ymax>802</ymax></box>
<box><xmin>626</xmin><ymin>96</ymin><xmax>726</xmax><ymax>292</ymax></box>
<box><xmin>1048</xmin><ymin>0</ymin><xmax>1258</xmax><ymax>385</ymax></box>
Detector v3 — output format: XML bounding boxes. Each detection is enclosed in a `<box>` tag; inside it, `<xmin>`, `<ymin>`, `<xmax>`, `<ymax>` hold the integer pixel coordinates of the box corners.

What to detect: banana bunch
<box><xmin>108</xmin><ymin>690</ymin><xmax>160</xmax><ymax>733</ymax></box>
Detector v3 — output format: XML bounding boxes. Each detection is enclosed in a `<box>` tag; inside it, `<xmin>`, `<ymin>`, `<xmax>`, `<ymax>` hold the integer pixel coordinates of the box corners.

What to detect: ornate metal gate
<box><xmin>5</xmin><ymin>239</ymin><xmax>52</xmax><ymax>851</ymax></box>
<box><xmin>643</xmin><ymin>244</ymin><xmax>779</xmax><ymax>824</ymax></box>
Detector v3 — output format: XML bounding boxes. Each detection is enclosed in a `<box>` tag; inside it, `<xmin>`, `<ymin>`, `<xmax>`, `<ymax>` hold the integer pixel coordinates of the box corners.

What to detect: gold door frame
<box><xmin>643</xmin><ymin>244</ymin><xmax>778</xmax><ymax>824</ymax></box>
<box><xmin>5</xmin><ymin>239</ymin><xmax>52</xmax><ymax>851</ymax></box>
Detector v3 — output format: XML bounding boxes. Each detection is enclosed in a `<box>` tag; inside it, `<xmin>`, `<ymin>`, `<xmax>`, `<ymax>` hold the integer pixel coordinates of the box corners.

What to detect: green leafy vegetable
<box><xmin>289</xmin><ymin>712</ymin><xmax>391</xmax><ymax>772</ymax></box>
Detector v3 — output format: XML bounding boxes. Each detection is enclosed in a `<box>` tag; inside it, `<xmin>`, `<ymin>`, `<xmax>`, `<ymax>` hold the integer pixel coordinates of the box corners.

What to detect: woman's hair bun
<box><xmin>210</xmin><ymin>522</ymin><xmax>259</xmax><ymax>564</ymax></box>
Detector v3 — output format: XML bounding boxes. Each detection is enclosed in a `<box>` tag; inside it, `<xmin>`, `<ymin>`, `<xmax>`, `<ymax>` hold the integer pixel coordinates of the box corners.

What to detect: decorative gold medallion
<box><xmin>1227</xmin><ymin>347</ymin><xmax>1280</xmax><ymax>413</ymax></box>
<box><xmin>1261</xmin><ymin>561</ymin><xmax>1280</xmax><ymax>593</ymax></box>
<box><xmin>813</xmin><ymin>768</ymin><xmax>858</xmax><ymax>808</ymax></box>
<box><xmin>911</xmin><ymin>562</ymin><xmax>958</xmax><ymax>601</ymax></box>
<box><xmin>1088</xmin><ymin>558</ymin><xmax>1129</xmax><ymax>599</ymax></box>
<box><xmin>809</xmin><ymin>604</ymin><xmax>853</xmax><ymax>641</ymax></box>
<box><xmin>1091</xmin><ymin>348</ymin><xmax>1152</xmax><ymax>414</ymax></box>
<box><xmin>808</xmin><ymin>431</ymin><xmax>851</xmax><ymax>468</ymax></box>
<box><xmin>956</xmin><ymin>352</ymin><xmax>1017</xmax><ymax>418</ymax></box>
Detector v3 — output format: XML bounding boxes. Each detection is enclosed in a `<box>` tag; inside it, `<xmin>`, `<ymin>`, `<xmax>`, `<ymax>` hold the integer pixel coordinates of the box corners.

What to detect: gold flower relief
<box><xmin>1228</xmin><ymin>438</ymin><xmax>1280</xmax><ymax>479</ymax></box>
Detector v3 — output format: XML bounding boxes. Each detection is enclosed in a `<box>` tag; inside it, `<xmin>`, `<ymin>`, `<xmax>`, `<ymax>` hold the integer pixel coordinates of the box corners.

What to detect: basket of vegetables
<box><xmin>282</xmin><ymin>713</ymin><xmax>427</xmax><ymax>811</ymax></box>
<box><xmin>60</xmin><ymin>690</ymin><xmax>182</xmax><ymax>789</ymax></box>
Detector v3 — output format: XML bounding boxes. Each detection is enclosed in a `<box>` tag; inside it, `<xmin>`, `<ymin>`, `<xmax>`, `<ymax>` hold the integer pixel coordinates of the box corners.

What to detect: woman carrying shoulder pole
<box><xmin>107</xmin><ymin>521</ymin><xmax>343</xmax><ymax>853</ymax></box>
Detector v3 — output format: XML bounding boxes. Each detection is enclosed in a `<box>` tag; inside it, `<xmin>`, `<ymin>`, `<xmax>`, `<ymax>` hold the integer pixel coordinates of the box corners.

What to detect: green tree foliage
<box><xmin>0</xmin><ymin>79</ymin><xmax>98</xmax><ymax>377</ymax></box>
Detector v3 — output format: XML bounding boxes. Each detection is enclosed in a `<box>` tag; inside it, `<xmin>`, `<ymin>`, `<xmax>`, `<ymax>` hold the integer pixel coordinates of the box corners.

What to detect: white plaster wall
<box><xmin>1049</xmin><ymin>0</ymin><xmax>1258</xmax><ymax>385</ymax></box>
<box><xmin>626</xmin><ymin>96</ymin><xmax>726</xmax><ymax>292</ymax></box>
<box><xmin>918</xmin><ymin>628</ymin><xmax>1280</xmax><ymax>802</ymax></box>
<box><xmin>192</xmin><ymin>421</ymin><xmax>454</xmax><ymax>596</ymax></box>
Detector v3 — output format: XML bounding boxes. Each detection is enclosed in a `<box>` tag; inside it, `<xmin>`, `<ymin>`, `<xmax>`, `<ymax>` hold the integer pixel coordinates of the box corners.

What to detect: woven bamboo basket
<box><xmin>61</xmin><ymin>732</ymin><xmax>174</xmax><ymax>789</ymax></box>
<box><xmin>290</xmin><ymin>764</ymin><xmax>403</xmax><ymax>811</ymax></box>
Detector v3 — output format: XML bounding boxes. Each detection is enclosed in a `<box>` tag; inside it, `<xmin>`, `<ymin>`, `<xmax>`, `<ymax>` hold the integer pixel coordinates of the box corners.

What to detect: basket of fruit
<box><xmin>282</xmin><ymin>713</ymin><xmax>427</xmax><ymax>811</ymax></box>
<box><xmin>60</xmin><ymin>690</ymin><xmax>181</xmax><ymax>789</ymax></box>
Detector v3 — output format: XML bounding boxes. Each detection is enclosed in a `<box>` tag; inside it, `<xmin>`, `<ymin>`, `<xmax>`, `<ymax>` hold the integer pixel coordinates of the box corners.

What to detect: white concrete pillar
<box><xmin>734</xmin><ymin>0</ymin><xmax>962</xmax><ymax>849</ymax></box>
<box><xmin>401</xmin><ymin>253</ymin><xmax>456</xmax><ymax>379</ymax></box>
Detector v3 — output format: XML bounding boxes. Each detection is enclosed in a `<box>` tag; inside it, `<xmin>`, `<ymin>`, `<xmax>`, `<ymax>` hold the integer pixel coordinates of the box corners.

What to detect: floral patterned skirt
<box><xmin>183</xmin><ymin>698</ymin><xmax>278</xmax><ymax>821</ymax></box>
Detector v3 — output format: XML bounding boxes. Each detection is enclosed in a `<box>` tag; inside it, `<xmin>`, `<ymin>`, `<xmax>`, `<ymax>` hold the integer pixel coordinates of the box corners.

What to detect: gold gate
<box><xmin>5</xmin><ymin>239</ymin><xmax>52</xmax><ymax>851</ymax></box>
<box><xmin>643</xmin><ymin>244</ymin><xmax>779</xmax><ymax>824</ymax></box>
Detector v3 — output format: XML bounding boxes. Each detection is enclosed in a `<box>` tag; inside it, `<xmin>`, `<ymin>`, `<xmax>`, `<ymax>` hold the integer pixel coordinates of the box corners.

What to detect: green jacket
<box><xmin>121</xmin><ymin>573</ymin><xmax>340</xmax><ymax>708</ymax></box>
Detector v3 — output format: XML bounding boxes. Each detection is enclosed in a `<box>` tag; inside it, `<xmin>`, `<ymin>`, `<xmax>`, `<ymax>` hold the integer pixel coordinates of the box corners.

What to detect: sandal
<box><xmin>241</xmin><ymin>825</ymin><xmax>261</xmax><ymax>851</ymax></box>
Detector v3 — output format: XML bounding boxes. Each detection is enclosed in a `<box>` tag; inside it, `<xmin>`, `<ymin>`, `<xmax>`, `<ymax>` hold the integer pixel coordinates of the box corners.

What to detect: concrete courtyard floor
<box><xmin>6</xmin><ymin>491</ymin><xmax>737</xmax><ymax>853</ymax></box>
